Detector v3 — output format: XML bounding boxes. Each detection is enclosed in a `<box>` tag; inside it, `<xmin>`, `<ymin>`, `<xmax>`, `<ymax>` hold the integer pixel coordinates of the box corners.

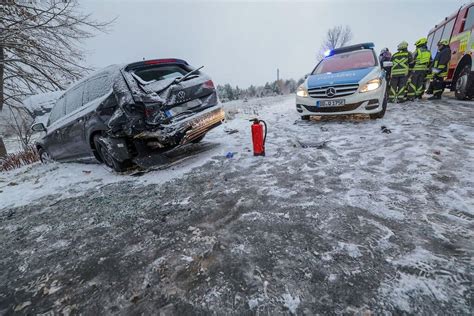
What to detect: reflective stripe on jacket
<box><xmin>391</xmin><ymin>50</ymin><xmax>412</xmax><ymax>76</ymax></box>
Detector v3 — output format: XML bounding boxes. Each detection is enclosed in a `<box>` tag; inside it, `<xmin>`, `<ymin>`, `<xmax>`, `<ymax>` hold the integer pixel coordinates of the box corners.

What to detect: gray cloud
<box><xmin>82</xmin><ymin>0</ymin><xmax>465</xmax><ymax>87</ymax></box>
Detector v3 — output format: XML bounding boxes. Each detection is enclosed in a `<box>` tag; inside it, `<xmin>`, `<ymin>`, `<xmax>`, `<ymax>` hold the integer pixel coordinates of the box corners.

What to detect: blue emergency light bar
<box><xmin>326</xmin><ymin>43</ymin><xmax>375</xmax><ymax>57</ymax></box>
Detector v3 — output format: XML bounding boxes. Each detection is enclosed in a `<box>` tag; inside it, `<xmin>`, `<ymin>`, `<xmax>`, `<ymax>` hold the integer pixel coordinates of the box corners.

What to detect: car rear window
<box><xmin>313</xmin><ymin>50</ymin><xmax>376</xmax><ymax>74</ymax></box>
<box><xmin>133</xmin><ymin>65</ymin><xmax>189</xmax><ymax>82</ymax></box>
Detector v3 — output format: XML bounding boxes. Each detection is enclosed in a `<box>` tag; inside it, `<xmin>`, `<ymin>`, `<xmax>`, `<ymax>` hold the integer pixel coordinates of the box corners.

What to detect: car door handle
<box><xmin>77</xmin><ymin>119</ymin><xmax>83</xmax><ymax>123</ymax></box>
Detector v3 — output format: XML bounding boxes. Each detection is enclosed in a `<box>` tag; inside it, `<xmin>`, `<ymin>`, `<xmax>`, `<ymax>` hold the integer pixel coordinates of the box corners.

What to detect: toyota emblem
<box><xmin>326</xmin><ymin>87</ymin><xmax>336</xmax><ymax>98</ymax></box>
<box><xmin>177</xmin><ymin>91</ymin><xmax>186</xmax><ymax>99</ymax></box>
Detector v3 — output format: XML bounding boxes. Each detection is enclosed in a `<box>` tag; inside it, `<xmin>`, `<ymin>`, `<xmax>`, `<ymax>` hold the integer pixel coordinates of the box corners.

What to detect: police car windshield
<box><xmin>313</xmin><ymin>50</ymin><xmax>376</xmax><ymax>74</ymax></box>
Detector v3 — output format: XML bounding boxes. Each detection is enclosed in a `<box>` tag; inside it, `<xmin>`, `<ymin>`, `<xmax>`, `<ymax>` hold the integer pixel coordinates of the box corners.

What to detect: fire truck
<box><xmin>427</xmin><ymin>2</ymin><xmax>474</xmax><ymax>100</ymax></box>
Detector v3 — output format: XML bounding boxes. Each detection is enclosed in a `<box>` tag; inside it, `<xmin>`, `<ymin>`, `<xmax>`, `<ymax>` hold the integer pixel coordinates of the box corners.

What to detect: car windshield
<box><xmin>312</xmin><ymin>50</ymin><xmax>376</xmax><ymax>74</ymax></box>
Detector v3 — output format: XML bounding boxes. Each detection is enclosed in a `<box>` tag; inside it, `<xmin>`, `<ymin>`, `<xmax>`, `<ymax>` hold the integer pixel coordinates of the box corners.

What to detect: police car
<box><xmin>296</xmin><ymin>43</ymin><xmax>389</xmax><ymax>120</ymax></box>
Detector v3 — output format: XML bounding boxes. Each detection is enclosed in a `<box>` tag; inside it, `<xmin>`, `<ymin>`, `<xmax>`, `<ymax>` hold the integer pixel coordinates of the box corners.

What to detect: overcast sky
<box><xmin>81</xmin><ymin>0</ymin><xmax>466</xmax><ymax>87</ymax></box>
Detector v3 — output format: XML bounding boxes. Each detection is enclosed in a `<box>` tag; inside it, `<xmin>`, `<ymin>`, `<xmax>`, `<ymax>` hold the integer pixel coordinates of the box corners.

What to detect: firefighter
<box><xmin>428</xmin><ymin>39</ymin><xmax>451</xmax><ymax>100</ymax></box>
<box><xmin>389</xmin><ymin>41</ymin><xmax>412</xmax><ymax>103</ymax></box>
<box><xmin>407</xmin><ymin>37</ymin><xmax>432</xmax><ymax>100</ymax></box>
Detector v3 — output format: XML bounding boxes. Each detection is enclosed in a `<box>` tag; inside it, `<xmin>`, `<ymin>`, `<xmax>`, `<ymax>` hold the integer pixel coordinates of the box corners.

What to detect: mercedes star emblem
<box><xmin>326</xmin><ymin>87</ymin><xmax>336</xmax><ymax>98</ymax></box>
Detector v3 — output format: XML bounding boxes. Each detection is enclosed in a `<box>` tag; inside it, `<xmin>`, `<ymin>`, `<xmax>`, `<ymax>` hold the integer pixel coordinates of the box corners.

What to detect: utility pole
<box><xmin>0</xmin><ymin>44</ymin><xmax>6</xmax><ymax>157</ymax></box>
<box><xmin>277</xmin><ymin>68</ymin><xmax>280</xmax><ymax>82</ymax></box>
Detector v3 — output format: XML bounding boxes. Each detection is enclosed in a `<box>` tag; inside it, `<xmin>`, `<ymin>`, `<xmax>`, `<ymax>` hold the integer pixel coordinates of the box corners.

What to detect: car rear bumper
<box><xmin>296</xmin><ymin>85</ymin><xmax>385</xmax><ymax>116</ymax></box>
<box><xmin>134</xmin><ymin>105</ymin><xmax>225</xmax><ymax>146</ymax></box>
<box><xmin>177</xmin><ymin>106</ymin><xmax>225</xmax><ymax>144</ymax></box>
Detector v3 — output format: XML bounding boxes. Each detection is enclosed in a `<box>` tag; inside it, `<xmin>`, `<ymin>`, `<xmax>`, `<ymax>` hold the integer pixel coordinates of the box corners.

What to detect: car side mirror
<box><xmin>31</xmin><ymin>122</ymin><xmax>46</xmax><ymax>132</ymax></box>
<box><xmin>304</xmin><ymin>73</ymin><xmax>310</xmax><ymax>79</ymax></box>
<box><xmin>382</xmin><ymin>61</ymin><xmax>393</xmax><ymax>68</ymax></box>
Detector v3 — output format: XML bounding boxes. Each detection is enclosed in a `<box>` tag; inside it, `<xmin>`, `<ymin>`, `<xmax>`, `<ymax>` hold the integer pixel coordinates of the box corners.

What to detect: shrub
<box><xmin>0</xmin><ymin>146</ymin><xmax>40</xmax><ymax>172</ymax></box>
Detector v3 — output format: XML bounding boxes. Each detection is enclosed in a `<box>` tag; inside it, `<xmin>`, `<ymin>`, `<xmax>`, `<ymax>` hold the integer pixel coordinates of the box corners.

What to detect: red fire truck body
<box><xmin>428</xmin><ymin>2</ymin><xmax>474</xmax><ymax>99</ymax></box>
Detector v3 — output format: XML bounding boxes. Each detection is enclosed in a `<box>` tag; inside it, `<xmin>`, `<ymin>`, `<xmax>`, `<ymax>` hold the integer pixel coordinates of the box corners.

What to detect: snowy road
<box><xmin>0</xmin><ymin>95</ymin><xmax>473</xmax><ymax>314</ymax></box>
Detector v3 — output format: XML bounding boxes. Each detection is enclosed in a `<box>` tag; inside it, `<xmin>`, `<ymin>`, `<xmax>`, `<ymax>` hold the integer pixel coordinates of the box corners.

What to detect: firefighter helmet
<box><xmin>415</xmin><ymin>37</ymin><xmax>428</xmax><ymax>47</ymax></box>
<box><xmin>438</xmin><ymin>39</ymin><xmax>449</xmax><ymax>46</ymax></box>
<box><xmin>397</xmin><ymin>41</ymin><xmax>409</xmax><ymax>50</ymax></box>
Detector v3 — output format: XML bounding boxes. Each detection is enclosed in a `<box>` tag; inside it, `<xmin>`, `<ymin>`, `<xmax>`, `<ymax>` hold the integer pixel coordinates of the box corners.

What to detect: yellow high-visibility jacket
<box><xmin>391</xmin><ymin>50</ymin><xmax>413</xmax><ymax>77</ymax></box>
<box><xmin>410</xmin><ymin>46</ymin><xmax>431</xmax><ymax>71</ymax></box>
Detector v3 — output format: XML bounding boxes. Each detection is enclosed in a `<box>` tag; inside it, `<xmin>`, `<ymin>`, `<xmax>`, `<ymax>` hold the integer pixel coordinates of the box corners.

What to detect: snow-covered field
<box><xmin>0</xmin><ymin>95</ymin><xmax>473</xmax><ymax>314</ymax></box>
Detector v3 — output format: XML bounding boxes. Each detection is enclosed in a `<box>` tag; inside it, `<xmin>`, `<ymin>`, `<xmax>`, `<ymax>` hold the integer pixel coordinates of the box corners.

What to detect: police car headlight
<box><xmin>296</xmin><ymin>85</ymin><xmax>309</xmax><ymax>97</ymax></box>
<box><xmin>360</xmin><ymin>78</ymin><xmax>381</xmax><ymax>93</ymax></box>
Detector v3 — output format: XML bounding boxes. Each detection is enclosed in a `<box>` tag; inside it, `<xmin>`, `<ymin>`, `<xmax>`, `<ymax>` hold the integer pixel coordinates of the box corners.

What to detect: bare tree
<box><xmin>0</xmin><ymin>0</ymin><xmax>113</xmax><ymax>156</ymax></box>
<box><xmin>0</xmin><ymin>106</ymin><xmax>34</xmax><ymax>150</ymax></box>
<box><xmin>317</xmin><ymin>25</ymin><xmax>353</xmax><ymax>61</ymax></box>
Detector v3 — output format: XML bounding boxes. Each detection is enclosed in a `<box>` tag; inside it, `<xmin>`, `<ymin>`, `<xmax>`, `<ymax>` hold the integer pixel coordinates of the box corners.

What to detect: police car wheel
<box><xmin>370</xmin><ymin>90</ymin><xmax>388</xmax><ymax>119</ymax></box>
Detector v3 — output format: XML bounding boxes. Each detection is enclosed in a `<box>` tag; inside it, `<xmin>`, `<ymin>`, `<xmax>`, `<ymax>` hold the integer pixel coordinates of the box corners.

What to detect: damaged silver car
<box><xmin>31</xmin><ymin>59</ymin><xmax>225</xmax><ymax>171</ymax></box>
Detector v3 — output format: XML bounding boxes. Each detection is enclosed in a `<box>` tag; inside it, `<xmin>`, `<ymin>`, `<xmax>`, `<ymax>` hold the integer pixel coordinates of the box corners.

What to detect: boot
<box><xmin>426</xmin><ymin>84</ymin><xmax>433</xmax><ymax>95</ymax></box>
<box><xmin>428</xmin><ymin>95</ymin><xmax>441</xmax><ymax>100</ymax></box>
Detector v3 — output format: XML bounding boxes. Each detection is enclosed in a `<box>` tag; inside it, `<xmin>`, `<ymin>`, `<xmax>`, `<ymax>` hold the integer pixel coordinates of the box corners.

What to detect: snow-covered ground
<box><xmin>0</xmin><ymin>95</ymin><xmax>473</xmax><ymax>314</ymax></box>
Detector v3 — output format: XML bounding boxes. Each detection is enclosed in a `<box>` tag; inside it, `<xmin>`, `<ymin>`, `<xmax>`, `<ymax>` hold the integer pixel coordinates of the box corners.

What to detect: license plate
<box><xmin>317</xmin><ymin>99</ymin><xmax>345</xmax><ymax>107</ymax></box>
<box><xmin>166</xmin><ymin>99</ymin><xmax>202</xmax><ymax>117</ymax></box>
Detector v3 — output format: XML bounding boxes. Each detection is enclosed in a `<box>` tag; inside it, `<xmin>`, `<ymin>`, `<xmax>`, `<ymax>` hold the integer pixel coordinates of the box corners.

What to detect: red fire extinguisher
<box><xmin>250</xmin><ymin>118</ymin><xmax>267</xmax><ymax>156</ymax></box>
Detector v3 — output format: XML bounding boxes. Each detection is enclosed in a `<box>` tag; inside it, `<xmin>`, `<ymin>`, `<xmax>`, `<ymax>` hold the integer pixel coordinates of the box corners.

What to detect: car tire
<box><xmin>370</xmin><ymin>89</ymin><xmax>388</xmax><ymax>120</ymax></box>
<box><xmin>455</xmin><ymin>65</ymin><xmax>474</xmax><ymax>100</ymax></box>
<box><xmin>191</xmin><ymin>135</ymin><xmax>205</xmax><ymax>143</ymax></box>
<box><xmin>94</xmin><ymin>135</ymin><xmax>130</xmax><ymax>172</ymax></box>
<box><xmin>38</xmin><ymin>148</ymin><xmax>53</xmax><ymax>164</ymax></box>
<box><xmin>301</xmin><ymin>115</ymin><xmax>310</xmax><ymax>121</ymax></box>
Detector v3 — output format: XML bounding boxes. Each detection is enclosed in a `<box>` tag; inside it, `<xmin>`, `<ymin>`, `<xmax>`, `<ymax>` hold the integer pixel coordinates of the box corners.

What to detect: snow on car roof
<box><xmin>20</xmin><ymin>64</ymin><xmax>124</xmax><ymax>112</ymax></box>
<box><xmin>21</xmin><ymin>90</ymin><xmax>64</xmax><ymax>112</ymax></box>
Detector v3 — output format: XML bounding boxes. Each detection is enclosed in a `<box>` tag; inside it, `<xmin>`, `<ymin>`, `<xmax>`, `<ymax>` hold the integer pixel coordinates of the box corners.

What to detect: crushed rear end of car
<box><xmin>107</xmin><ymin>59</ymin><xmax>225</xmax><ymax>161</ymax></box>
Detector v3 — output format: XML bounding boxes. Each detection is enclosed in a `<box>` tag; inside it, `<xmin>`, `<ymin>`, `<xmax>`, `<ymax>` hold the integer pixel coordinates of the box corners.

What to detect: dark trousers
<box><xmin>389</xmin><ymin>75</ymin><xmax>408</xmax><ymax>102</ymax></box>
<box><xmin>408</xmin><ymin>70</ymin><xmax>427</xmax><ymax>99</ymax></box>
<box><xmin>432</xmin><ymin>75</ymin><xmax>445</xmax><ymax>97</ymax></box>
<box><xmin>383</xmin><ymin>67</ymin><xmax>392</xmax><ymax>81</ymax></box>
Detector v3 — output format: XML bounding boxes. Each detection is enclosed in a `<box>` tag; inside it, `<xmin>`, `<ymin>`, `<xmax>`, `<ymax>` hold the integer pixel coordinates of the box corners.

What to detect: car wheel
<box><xmin>301</xmin><ymin>115</ymin><xmax>310</xmax><ymax>121</ymax></box>
<box><xmin>191</xmin><ymin>135</ymin><xmax>205</xmax><ymax>143</ymax></box>
<box><xmin>455</xmin><ymin>65</ymin><xmax>474</xmax><ymax>100</ymax></box>
<box><xmin>370</xmin><ymin>90</ymin><xmax>388</xmax><ymax>120</ymax></box>
<box><xmin>38</xmin><ymin>148</ymin><xmax>54</xmax><ymax>164</ymax></box>
<box><xmin>94</xmin><ymin>135</ymin><xmax>130</xmax><ymax>172</ymax></box>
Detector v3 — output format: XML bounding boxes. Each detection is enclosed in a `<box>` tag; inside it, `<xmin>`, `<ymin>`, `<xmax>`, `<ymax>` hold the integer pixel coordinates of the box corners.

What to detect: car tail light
<box><xmin>144</xmin><ymin>108</ymin><xmax>155</xmax><ymax>117</ymax></box>
<box><xmin>144</xmin><ymin>104</ymin><xmax>159</xmax><ymax>117</ymax></box>
<box><xmin>203</xmin><ymin>80</ymin><xmax>215</xmax><ymax>89</ymax></box>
